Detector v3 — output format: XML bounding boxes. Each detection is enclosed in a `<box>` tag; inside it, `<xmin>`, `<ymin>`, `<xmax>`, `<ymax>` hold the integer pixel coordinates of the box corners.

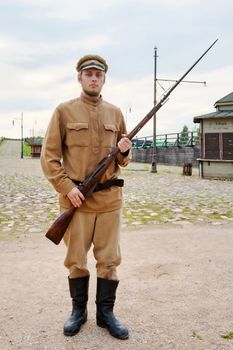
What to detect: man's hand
<box><xmin>67</xmin><ymin>187</ymin><xmax>85</xmax><ymax>207</ymax></box>
<box><xmin>118</xmin><ymin>134</ymin><xmax>132</xmax><ymax>153</ymax></box>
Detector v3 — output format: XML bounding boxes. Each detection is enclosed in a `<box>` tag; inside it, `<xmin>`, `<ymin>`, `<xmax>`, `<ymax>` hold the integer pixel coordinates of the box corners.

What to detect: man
<box><xmin>40</xmin><ymin>54</ymin><xmax>131</xmax><ymax>340</ymax></box>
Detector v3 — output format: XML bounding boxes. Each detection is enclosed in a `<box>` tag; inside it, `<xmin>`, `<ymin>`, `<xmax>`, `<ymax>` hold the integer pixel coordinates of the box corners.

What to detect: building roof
<box><xmin>193</xmin><ymin>91</ymin><xmax>233</xmax><ymax>123</ymax></box>
<box><xmin>194</xmin><ymin>110</ymin><xmax>233</xmax><ymax>123</ymax></box>
<box><xmin>214</xmin><ymin>91</ymin><xmax>233</xmax><ymax>107</ymax></box>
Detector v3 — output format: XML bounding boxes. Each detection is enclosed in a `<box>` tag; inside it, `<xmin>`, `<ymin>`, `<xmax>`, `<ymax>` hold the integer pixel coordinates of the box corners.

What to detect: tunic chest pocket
<box><xmin>66</xmin><ymin>122</ymin><xmax>89</xmax><ymax>147</ymax></box>
<box><xmin>102</xmin><ymin>124</ymin><xmax>119</xmax><ymax>147</ymax></box>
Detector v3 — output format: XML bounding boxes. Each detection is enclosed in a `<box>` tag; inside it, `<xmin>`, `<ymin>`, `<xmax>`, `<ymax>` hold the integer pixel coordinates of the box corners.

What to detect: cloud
<box><xmin>0</xmin><ymin>59</ymin><xmax>79</xmax><ymax>110</ymax></box>
<box><xmin>0</xmin><ymin>33</ymin><xmax>110</xmax><ymax>65</ymax></box>
<box><xmin>0</xmin><ymin>30</ymin><xmax>111</xmax><ymax>118</ymax></box>
<box><xmin>18</xmin><ymin>0</ymin><xmax>203</xmax><ymax>9</ymax></box>
<box><xmin>0</xmin><ymin>55</ymin><xmax>233</xmax><ymax>137</ymax></box>
<box><xmin>4</xmin><ymin>0</ymin><xmax>123</xmax><ymax>21</ymax></box>
<box><xmin>1</xmin><ymin>61</ymin><xmax>233</xmax><ymax>139</ymax></box>
<box><xmin>1</xmin><ymin>109</ymin><xmax>54</xmax><ymax>139</ymax></box>
<box><xmin>3</xmin><ymin>0</ymin><xmax>204</xmax><ymax>23</ymax></box>
<box><xmin>1</xmin><ymin>0</ymin><xmax>232</xmax><ymax>139</ymax></box>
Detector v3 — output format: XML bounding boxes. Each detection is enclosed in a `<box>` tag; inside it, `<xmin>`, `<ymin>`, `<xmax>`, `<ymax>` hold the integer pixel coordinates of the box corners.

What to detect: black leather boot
<box><xmin>63</xmin><ymin>276</ymin><xmax>89</xmax><ymax>336</ymax></box>
<box><xmin>96</xmin><ymin>277</ymin><xmax>129</xmax><ymax>340</ymax></box>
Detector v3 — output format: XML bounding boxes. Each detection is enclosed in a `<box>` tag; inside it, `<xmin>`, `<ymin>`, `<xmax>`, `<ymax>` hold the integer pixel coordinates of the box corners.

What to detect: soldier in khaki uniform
<box><xmin>40</xmin><ymin>54</ymin><xmax>132</xmax><ymax>340</ymax></box>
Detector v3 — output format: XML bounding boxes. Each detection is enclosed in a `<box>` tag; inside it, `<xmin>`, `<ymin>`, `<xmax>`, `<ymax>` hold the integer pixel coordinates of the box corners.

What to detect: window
<box><xmin>223</xmin><ymin>133</ymin><xmax>233</xmax><ymax>160</ymax></box>
<box><xmin>205</xmin><ymin>133</ymin><xmax>219</xmax><ymax>159</ymax></box>
<box><xmin>204</xmin><ymin>132</ymin><xmax>233</xmax><ymax>160</ymax></box>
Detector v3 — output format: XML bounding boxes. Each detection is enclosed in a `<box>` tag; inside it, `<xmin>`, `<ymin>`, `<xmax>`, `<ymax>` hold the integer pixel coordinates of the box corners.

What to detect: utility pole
<box><xmin>125</xmin><ymin>107</ymin><xmax>131</xmax><ymax>129</ymax></box>
<box><xmin>151</xmin><ymin>46</ymin><xmax>158</xmax><ymax>173</ymax></box>
<box><xmin>151</xmin><ymin>47</ymin><xmax>206</xmax><ymax>173</ymax></box>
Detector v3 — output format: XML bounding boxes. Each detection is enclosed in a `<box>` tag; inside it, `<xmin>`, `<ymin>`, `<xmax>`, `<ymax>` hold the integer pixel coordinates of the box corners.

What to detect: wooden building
<box><xmin>194</xmin><ymin>92</ymin><xmax>233</xmax><ymax>179</ymax></box>
<box><xmin>27</xmin><ymin>137</ymin><xmax>43</xmax><ymax>158</ymax></box>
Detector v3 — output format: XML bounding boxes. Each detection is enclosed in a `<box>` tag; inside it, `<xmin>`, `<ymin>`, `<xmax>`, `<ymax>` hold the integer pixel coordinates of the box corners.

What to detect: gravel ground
<box><xmin>0</xmin><ymin>140</ymin><xmax>233</xmax><ymax>350</ymax></box>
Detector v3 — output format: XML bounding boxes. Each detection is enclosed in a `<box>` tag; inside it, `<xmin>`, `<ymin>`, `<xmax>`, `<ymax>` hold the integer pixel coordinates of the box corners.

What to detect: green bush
<box><xmin>23</xmin><ymin>141</ymin><xmax>31</xmax><ymax>156</ymax></box>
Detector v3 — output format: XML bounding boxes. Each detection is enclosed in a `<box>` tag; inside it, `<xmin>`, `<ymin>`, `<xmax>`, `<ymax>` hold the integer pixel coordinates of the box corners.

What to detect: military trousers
<box><xmin>63</xmin><ymin>208</ymin><xmax>122</xmax><ymax>280</ymax></box>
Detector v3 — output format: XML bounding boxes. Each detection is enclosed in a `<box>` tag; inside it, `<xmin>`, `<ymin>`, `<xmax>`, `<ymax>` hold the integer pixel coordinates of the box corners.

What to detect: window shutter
<box><xmin>223</xmin><ymin>133</ymin><xmax>233</xmax><ymax>160</ymax></box>
<box><xmin>205</xmin><ymin>133</ymin><xmax>219</xmax><ymax>159</ymax></box>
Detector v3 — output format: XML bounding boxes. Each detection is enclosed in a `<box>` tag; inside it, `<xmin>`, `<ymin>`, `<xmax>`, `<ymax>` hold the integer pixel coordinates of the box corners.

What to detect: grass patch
<box><xmin>192</xmin><ymin>331</ymin><xmax>202</xmax><ymax>340</ymax></box>
<box><xmin>221</xmin><ymin>331</ymin><xmax>233</xmax><ymax>340</ymax></box>
<box><xmin>49</xmin><ymin>211</ymin><xmax>58</xmax><ymax>220</ymax></box>
<box><xmin>23</xmin><ymin>141</ymin><xmax>31</xmax><ymax>156</ymax></box>
<box><xmin>123</xmin><ymin>204</ymin><xmax>174</xmax><ymax>225</ymax></box>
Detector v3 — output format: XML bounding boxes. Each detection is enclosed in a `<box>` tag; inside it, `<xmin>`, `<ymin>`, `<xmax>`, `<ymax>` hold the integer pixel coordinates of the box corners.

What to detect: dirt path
<box><xmin>1</xmin><ymin>140</ymin><xmax>233</xmax><ymax>349</ymax></box>
<box><xmin>1</xmin><ymin>224</ymin><xmax>233</xmax><ymax>350</ymax></box>
<box><xmin>0</xmin><ymin>139</ymin><xmax>21</xmax><ymax>157</ymax></box>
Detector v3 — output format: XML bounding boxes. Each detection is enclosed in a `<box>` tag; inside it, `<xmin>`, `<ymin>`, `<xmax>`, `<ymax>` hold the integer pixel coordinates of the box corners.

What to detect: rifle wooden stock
<box><xmin>45</xmin><ymin>206</ymin><xmax>76</xmax><ymax>245</ymax></box>
<box><xmin>45</xmin><ymin>39</ymin><xmax>218</xmax><ymax>245</ymax></box>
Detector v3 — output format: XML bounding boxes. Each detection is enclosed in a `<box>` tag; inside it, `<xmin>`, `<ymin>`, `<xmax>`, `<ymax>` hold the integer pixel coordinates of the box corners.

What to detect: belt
<box><xmin>72</xmin><ymin>178</ymin><xmax>124</xmax><ymax>192</ymax></box>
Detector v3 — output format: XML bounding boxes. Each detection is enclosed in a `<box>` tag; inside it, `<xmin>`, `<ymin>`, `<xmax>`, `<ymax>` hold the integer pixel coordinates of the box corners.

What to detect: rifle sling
<box><xmin>72</xmin><ymin>178</ymin><xmax>124</xmax><ymax>192</ymax></box>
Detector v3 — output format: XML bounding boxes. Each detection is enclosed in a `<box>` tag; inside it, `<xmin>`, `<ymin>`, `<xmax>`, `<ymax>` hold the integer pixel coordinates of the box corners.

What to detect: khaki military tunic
<box><xmin>40</xmin><ymin>93</ymin><xmax>131</xmax><ymax>212</ymax></box>
<box><xmin>40</xmin><ymin>93</ymin><xmax>131</xmax><ymax>279</ymax></box>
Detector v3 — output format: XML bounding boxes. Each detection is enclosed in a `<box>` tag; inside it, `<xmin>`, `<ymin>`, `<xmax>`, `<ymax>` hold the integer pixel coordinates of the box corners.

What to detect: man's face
<box><xmin>78</xmin><ymin>68</ymin><xmax>105</xmax><ymax>97</ymax></box>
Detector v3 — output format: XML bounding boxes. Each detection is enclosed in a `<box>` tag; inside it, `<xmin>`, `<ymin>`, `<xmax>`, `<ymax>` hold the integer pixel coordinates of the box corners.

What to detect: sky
<box><xmin>0</xmin><ymin>0</ymin><xmax>232</xmax><ymax>139</ymax></box>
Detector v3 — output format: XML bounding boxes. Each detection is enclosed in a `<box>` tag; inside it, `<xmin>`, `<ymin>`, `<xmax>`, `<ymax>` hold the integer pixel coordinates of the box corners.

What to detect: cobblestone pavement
<box><xmin>0</xmin><ymin>140</ymin><xmax>233</xmax><ymax>239</ymax></box>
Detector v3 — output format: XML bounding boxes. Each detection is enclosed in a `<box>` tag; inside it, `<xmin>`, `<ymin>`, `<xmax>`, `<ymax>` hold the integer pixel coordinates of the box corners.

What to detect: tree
<box><xmin>180</xmin><ymin>125</ymin><xmax>189</xmax><ymax>145</ymax></box>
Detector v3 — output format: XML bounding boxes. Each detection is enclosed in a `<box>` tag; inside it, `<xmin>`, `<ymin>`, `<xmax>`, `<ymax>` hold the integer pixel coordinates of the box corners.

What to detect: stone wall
<box><xmin>131</xmin><ymin>146</ymin><xmax>200</xmax><ymax>167</ymax></box>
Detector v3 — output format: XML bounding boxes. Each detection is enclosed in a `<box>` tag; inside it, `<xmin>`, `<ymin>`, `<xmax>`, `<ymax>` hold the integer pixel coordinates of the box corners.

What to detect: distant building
<box><xmin>27</xmin><ymin>137</ymin><xmax>43</xmax><ymax>158</ymax></box>
<box><xmin>194</xmin><ymin>92</ymin><xmax>233</xmax><ymax>179</ymax></box>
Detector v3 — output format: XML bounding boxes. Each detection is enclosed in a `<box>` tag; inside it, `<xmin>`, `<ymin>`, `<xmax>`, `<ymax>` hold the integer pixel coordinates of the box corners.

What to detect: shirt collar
<box><xmin>80</xmin><ymin>93</ymin><xmax>103</xmax><ymax>106</ymax></box>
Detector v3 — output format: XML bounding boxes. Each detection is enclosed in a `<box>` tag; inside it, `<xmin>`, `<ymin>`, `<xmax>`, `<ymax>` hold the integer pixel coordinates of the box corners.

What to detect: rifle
<box><xmin>45</xmin><ymin>39</ymin><xmax>218</xmax><ymax>245</ymax></box>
